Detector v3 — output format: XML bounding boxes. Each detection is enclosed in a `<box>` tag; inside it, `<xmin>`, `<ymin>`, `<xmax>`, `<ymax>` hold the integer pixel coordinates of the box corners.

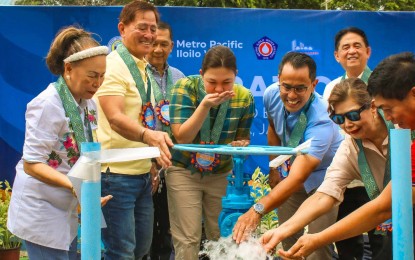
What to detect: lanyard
<box><xmin>197</xmin><ymin>77</ymin><xmax>229</xmax><ymax>144</ymax></box>
<box><xmin>282</xmin><ymin>93</ymin><xmax>315</xmax><ymax>148</ymax></box>
<box><xmin>148</xmin><ymin>67</ymin><xmax>173</xmax><ymax>102</ymax></box>
<box><xmin>117</xmin><ymin>44</ymin><xmax>151</xmax><ymax>103</ymax></box>
<box><xmin>356</xmin><ymin>111</ymin><xmax>394</xmax><ymax>200</ymax></box>
<box><xmin>55</xmin><ymin>76</ymin><xmax>92</xmax><ymax>151</ymax></box>
<box><xmin>341</xmin><ymin>66</ymin><xmax>372</xmax><ymax>83</ymax></box>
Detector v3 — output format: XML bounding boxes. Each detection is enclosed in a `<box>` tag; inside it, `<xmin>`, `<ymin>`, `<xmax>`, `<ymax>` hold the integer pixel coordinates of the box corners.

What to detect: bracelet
<box><xmin>139</xmin><ymin>127</ymin><xmax>148</xmax><ymax>142</ymax></box>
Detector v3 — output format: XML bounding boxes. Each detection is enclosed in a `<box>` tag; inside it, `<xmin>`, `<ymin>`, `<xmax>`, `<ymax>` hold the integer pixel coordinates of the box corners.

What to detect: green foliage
<box><xmin>327</xmin><ymin>0</ymin><xmax>415</xmax><ymax>11</ymax></box>
<box><xmin>250</xmin><ymin>167</ymin><xmax>278</xmax><ymax>234</ymax></box>
<box><xmin>0</xmin><ymin>181</ymin><xmax>21</xmax><ymax>250</ymax></box>
<box><xmin>15</xmin><ymin>0</ymin><xmax>131</xmax><ymax>5</ymax></box>
<box><xmin>13</xmin><ymin>0</ymin><xmax>415</xmax><ymax>10</ymax></box>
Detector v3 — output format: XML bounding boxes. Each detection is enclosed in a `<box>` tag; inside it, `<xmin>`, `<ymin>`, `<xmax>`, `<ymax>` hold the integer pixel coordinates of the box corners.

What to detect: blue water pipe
<box><xmin>80</xmin><ymin>142</ymin><xmax>101</xmax><ymax>260</ymax></box>
<box><xmin>172</xmin><ymin>144</ymin><xmax>308</xmax><ymax>237</ymax></box>
<box><xmin>390</xmin><ymin>129</ymin><xmax>413</xmax><ymax>260</ymax></box>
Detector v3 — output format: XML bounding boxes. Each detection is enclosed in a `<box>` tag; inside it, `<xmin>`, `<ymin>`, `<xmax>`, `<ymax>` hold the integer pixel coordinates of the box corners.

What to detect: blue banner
<box><xmin>1</xmin><ymin>6</ymin><xmax>415</xmax><ymax>184</ymax></box>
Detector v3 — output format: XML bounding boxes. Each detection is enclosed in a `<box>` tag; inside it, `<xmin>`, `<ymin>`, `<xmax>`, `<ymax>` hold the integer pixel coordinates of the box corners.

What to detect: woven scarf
<box><xmin>55</xmin><ymin>76</ymin><xmax>92</xmax><ymax>153</ymax></box>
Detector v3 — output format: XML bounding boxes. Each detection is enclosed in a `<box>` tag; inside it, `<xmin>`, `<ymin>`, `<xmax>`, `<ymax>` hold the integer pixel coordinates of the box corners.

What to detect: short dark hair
<box><xmin>278</xmin><ymin>52</ymin><xmax>316</xmax><ymax>81</ymax></box>
<box><xmin>367</xmin><ymin>52</ymin><xmax>415</xmax><ymax>100</ymax></box>
<box><xmin>158</xmin><ymin>21</ymin><xmax>173</xmax><ymax>41</ymax></box>
<box><xmin>334</xmin><ymin>27</ymin><xmax>369</xmax><ymax>51</ymax></box>
<box><xmin>201</xmin><ymin>45</ymin><xmax>237</xmax><ymax>75</ymax></box>
<box><xmin>119</xmin><ymin>0</ymin><xmax>160</xmax><ymax>25</ymax></box>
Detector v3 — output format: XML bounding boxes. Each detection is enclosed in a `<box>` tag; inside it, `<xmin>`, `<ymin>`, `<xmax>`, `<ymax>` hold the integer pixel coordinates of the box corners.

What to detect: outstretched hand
<box><xmin>277</xmin><ymin>233</ymin><xmax>321</xmax><ymax>260</ymax></box>
<box><xmin>259</xmin><ymin>228</ymin><xmax>284</xmax><ymax>253</ymax></box>
<box><xmin>232</xmin><ymin>208</ymin><xmax>261</xmax><ymax>244</ymax></box>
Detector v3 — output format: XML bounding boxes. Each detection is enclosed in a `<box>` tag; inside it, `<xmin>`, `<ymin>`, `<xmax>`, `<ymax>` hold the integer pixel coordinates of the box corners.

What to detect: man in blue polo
<box><xmin>234</xmin><ymin>52</ymin><xmax>343</xmax><ymax>260</ymax></box>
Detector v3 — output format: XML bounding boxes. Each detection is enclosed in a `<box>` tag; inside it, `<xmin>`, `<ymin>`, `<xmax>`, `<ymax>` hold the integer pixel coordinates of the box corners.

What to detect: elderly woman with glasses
<box><xmin>260</xmin><ymin>77</ymin><xmax>393</xmax><ymax>259</ymax></box>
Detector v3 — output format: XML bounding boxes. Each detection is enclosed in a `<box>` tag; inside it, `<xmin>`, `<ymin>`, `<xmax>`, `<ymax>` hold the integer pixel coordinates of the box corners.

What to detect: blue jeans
<box><xmin>25</xmin><ymin>237</ymin><xmax>78</xmax><ymax>260</ymax></box>
<box><xmin>101</xmin><ymin>171</ymin><xmax>154</xmax><ymax>260</ymax></box>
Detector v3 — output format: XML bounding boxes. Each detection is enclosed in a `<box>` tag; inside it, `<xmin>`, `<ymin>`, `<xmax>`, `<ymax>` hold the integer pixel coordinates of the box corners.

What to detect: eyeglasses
<box><xmin>279</xmin><ymin>83</ymin><xmax>308</xmax><ymax>95</ymax></box>
<box><xmin>330</xmin><ymin>103</ymin><xmax>370</xmax><ymax>125</ymax></box>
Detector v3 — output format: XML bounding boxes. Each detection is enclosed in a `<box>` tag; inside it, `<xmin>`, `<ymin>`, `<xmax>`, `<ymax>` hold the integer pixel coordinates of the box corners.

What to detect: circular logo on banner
<box><xmin>107</xmin><ymin>36</ymin><xmax>123</xmax><ymax>52</ymax></box>
<box><xmin>253</xmin><ymin>36</ymin><xmax>278</xmax><ymax>60</ymax></box>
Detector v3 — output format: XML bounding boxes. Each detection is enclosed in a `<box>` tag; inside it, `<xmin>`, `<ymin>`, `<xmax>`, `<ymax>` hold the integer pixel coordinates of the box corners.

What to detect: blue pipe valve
<box><xmin>172</xmin><ymin>144</ymin><xmax>308</xmax><ymax>237</ymax></box>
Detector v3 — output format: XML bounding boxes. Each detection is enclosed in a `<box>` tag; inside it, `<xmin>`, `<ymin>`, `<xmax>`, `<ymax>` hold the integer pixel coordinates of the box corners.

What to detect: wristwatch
<box><xmin>253</xmin><ymin>203</ymin><xmax>265</xmax><ymax>216</ymax></box>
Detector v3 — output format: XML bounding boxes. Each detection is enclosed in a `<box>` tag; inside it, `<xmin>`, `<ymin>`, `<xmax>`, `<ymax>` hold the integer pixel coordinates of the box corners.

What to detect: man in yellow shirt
<box><xmin>94</xmin><ymin>1</ymin><xmax>173</xmax><ymax>259</ymax></box>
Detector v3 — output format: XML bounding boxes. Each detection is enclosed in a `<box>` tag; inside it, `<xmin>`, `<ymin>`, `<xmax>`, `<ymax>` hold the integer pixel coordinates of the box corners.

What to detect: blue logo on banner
<box><xmin>253</xmin><ymin>36</ymin><xmax>278</xmax><ymax>60</ymax></box>
<box><xmin>291</xmin><ymin>40</ymin><xmax>320</xmax><ymax>56</ymax></box>
<box><xmin>107</xmin><ymin>36</ymin><xmax>123</xmax><ymax>52</ymax></box>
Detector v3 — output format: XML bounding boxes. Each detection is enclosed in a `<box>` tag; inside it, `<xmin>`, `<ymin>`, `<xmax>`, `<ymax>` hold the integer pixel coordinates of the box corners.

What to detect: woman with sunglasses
<box><xmin>260</xmin><ymin>77</ymin><xmax>393</xmax><ymax>259</ymax></box>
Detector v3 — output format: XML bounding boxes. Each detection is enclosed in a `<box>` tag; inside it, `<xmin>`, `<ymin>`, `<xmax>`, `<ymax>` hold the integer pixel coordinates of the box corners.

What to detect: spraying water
<box><xmin>200</xmin><ymin>235</ymin><xmax>275</xmax><ymax>260</ymax></box>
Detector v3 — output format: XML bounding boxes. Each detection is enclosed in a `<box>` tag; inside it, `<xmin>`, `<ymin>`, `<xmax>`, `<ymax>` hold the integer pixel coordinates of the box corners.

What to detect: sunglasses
<box><xmin>330</xmin><ymin>103</ymin><xmax>370</xmax><ymax>125</ymax></box>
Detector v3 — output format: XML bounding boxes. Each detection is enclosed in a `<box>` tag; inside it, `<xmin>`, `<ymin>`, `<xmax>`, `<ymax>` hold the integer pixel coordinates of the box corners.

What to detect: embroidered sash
<box><xmin>148</xmin><ymin>67</ymin><xmax>173</xmax><ymax>133</ymax></box>
<box><xmin>341</xmin><ymin>66</ymin><xmax>372</xmax><ymax>83</ymax></box>
<box><xmin>191</xmin><ymin>77</ymin><xmax>229</xmax><ymax>173</ymax></box>
<box><xmin>117</xmin><ymin>44</ymin><xmax>156</xmax><ymax>129</ymax></box>
<box><xmin>355</xmin><ymin>110</ymin><xmax>394</xmax><ymax>235</ymax></box>
<box><xmin>278</xmin><ymin>93</ymin><xmax>315</xmax><ymax>179</ymax></box>
<box><xmin>55</xmin><ymin>76</ymin><xmax>92</xmax><ymax>153</ymax></box>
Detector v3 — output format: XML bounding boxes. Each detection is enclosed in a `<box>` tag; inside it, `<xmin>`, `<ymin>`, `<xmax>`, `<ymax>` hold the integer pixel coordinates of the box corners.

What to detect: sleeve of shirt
<box><xmin>171</xmin><ymin>67</ymin><xmax>186</xmax><ymax>84</ymax></box>
<box><xmin>95</xmin><ymin>54</ymin><xmax>128</xmax><ymax>97</ymax></box>
<box><xmin>170</xmin><ymin>77</ymin><xmax>198</xmax><ymax>124</ymax></box>
<box><xmin>305</xmin><ymin>125</ymin><xmax>332</xmax><ymax>161</ymax></box>
<box><xmin>23</xmin><ymin>97</ymin><xmax>66</xmax><ymax>164</ymax></box>
<box><xmin>235</xmin><ymin>87</ymin><xmax>255</xmax><ymax>139</ymax></box>
<box><xmin>263</xmin><ymin>83</ymin><xmax>277</xmax><ymax>114</ymax></box>
<box><xmin>304</xmin><ymin>106</ymin><xmax>339</xmax><ymax>161</ymax></box>
<box><xmin>317</xmin><ymin>136</ymin><xmax>361</xmax><ymax>204</ymax></box>
<box><xmin>322</xmin><ymin>77</ymin><xmax>340</xmax><ymax>101</ymax></box>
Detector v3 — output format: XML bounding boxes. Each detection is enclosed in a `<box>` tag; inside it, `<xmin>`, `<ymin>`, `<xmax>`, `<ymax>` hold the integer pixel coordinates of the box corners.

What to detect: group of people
<box><xmin>262</xmin><ymin>52</ymin><xmax>415</xmax><ymax>260</ymax></box>
<box><xmin>5</xmin><ymin>1</ymin><xmax>415</xmax><ymax>260</ymax></box>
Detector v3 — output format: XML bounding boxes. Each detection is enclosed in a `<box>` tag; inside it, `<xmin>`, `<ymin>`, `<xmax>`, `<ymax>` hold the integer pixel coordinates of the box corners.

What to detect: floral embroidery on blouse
<box><xmin>62</xmin><ymin>133</ymin><xmax>80</xmax><ymax>167</ymax></box>
<box><xmin>47</xmin><ymin>151</ymin><xmax>62</xmax><ymax>169</ymax></box>
<box><xmin>87</xmin><ymin>109</ymin><xmax>97</xmax><ymax>126</ymax></box>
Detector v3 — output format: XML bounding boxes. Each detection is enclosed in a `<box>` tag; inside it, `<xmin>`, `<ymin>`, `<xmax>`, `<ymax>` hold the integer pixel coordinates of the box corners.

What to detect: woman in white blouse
<box><xmin>7</xmin><ymin>26</ymin><xmax>110</xmax><ymax>259</ymax></box>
